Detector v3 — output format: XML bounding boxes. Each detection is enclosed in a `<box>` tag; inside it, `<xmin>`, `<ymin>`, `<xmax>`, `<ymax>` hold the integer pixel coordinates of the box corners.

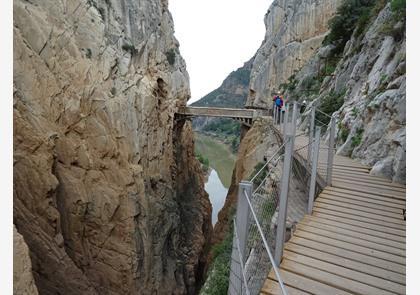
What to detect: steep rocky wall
<box><xmin>332</xmin><ymin>4</ymin><xmax>405</xmax><ymax>182</ymax></box>
<box><xmin>246</xmin><ymin>0</ymin><xmax>342</xmax><ymax>109</ymax></box>
<box><xmin>284</xmin><ymin>2</ymin><xmax>406</xmax><ymax>183</ymax></box>
<box><xmin>13</xmin><ymin>0</ymin><xmax>211</xmax><ymax>294</ymax></box>
<box><xmin>13</xmin><ymin>225</ymin><xmax>39</xmax><ymax>295</ymax></box>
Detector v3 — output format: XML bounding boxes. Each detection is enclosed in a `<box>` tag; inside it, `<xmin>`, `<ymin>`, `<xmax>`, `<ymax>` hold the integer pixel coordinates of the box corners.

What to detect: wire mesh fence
<box><xmin>227</xmin><ymin>101</ymin><xmax>336</xmax><ymax>295</ymax></box>
<box><xmin>244</xmin><ymin>170</ymin><xmax>282</xmax><ymax>294</ymax></box>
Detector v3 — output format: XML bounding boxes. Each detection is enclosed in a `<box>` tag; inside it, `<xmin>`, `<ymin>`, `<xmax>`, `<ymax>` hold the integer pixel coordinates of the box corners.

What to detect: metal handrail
<box><xmin>315</xmin><ymin>107</ymin><xmax>333</xmax><ymax>119</ymax></box>
<box><xmin>243</xmin><ymin>189</ymin><xmax>288</xmax><ymax>295</ymax></box>
<box><xmin>249</xmin><ymin>142</ymin><xmax>286</xmax><ymax>183</ymax></box>
<box><xmin>252</xmin><ymin>153</ymin><xmax>285</xmax><ymax>194</ymax></box>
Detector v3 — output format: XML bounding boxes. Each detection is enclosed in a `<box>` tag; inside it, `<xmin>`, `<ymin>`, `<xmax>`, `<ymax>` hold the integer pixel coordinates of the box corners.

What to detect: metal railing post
<box><xmin>283</xmin><ymin>103</ymin><xmax>289</xmax><ymax>135</ymax></box>
<box><xmin>307</xmin><ymin>107</ymin><xmax>315</xmax><ymax>167</ymax></box>
<box><xmin>326</xmin><ymin>117</ymin><xmax>336</xmax><ymax>186</ymax></box>
<box><xmin>274</xmin><ymin>104</ymin><xmax>297</xmax><ymax>266</ymax></box>
<box><xmin>308</xmin><ymin>127</ymin><xmax>321</xmax><ymax>214</ymax></box>
<box><xmin>236</xmin><ymin>181</ymin><xmax>253</xmax><ymax>259</ymax></box>
<box><xmin>279</xmin><ymin>108</ymin><xmax>283</xmax><ymax>128</ymax></box>
<box><xmin>228</xmin><ymin>181</ymin><xmax>252</xmax><ymax>295</ymax></box>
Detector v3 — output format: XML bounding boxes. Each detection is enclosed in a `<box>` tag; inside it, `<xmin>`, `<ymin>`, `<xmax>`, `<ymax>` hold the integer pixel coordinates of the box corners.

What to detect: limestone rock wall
<box><xmin>246</xmin><ymin>0</ymin><xmax>342</xmax><ymax>109</ymax></box>
<box><xmin>331</xmin><ymin>5</ymin><xmax>405</xmax><ymax>183</ymax></box>
<box><xmin>13</xmin><ymin>225</ymin><xmax>39</xmax><ymax>295</ymax></box>
<box><xmin>13</xmin><ymin>0</ymin><xmax>211</xmax><ymax>294</ymax></box>
<box><xmin>284</xmin><ymin>3</ymin><xmax>406</xmax><ymax>183</ymax></box>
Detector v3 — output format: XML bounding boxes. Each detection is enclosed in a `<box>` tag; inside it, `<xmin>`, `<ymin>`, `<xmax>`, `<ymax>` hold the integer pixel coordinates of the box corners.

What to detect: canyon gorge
<box><xmin>13</xmin><ymin>0</ymin><xmax>406</xmax><ymax>294</ymax></box>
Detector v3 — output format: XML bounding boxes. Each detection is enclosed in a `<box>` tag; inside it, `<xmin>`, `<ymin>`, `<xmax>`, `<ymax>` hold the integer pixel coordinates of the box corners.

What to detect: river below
<box><xmin>194</xmin><ymin>133</ymin><xmax>236</xmax><ymax>225</ymax></box>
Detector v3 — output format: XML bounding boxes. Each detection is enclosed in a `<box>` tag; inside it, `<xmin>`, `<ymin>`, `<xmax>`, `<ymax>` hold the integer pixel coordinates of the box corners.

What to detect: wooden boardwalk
<box><xmin>261</xmin><ymin>133</ymin><xmax>406</xmax><ymax>295</ymax></box>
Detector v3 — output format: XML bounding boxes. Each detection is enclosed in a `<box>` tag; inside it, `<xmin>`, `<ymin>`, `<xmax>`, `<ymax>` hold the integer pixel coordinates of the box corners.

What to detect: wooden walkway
<box><xmin>261</xmin><ymin>133</ymin><xmax>406</xmax><ymax>295</ymax></box>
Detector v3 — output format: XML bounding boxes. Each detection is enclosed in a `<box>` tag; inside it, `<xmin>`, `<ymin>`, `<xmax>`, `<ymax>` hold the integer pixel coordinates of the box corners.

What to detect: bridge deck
<box><xmin>261</xmin><ymin>132</ymin><xmax>406</xmax><ymax>295</ymax></box>
<box><xmin>177</xmin><ymin>106</ymin><xmax>256</xmax><ymax>118</ymax></box>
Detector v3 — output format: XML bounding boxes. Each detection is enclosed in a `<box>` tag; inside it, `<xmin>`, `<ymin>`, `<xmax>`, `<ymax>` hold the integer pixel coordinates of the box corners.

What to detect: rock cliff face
<box><xmin>13</xmin><ymin>0</ymin><xmax>211</xmax><ymax>294</ymax></box>
<box><xmin>282</xmin><ymin>2</ymin><xmax>406</xmax><ymax>183</ymax></box>
<box><xmin>246</xmin><ymin>0</ymin><xmax>342</xmax><ymax>109</ymax></box>
<box><xmin>14</xmin><ymin>225</ymin><xmax>39</xmax><ymax>295</ymax></box>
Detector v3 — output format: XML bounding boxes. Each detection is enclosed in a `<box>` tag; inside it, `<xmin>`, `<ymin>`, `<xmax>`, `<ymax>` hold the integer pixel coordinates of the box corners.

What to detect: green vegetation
<box><xmin>200</xmin><ymin>219</ymin><xmax>234</xmax><ymax>295</ymax></box>
<box><xmin>316</xmin><ymin>91</ymin><xmax>346</xmax><ymax>126</ymax></box>
<box><xmin>196</xmin><ymin>153</ymin><xmax>210</xmax><ymax>172</ymax></box>
<box><xmin>351</xmin><ymin>128</ymin><xmax>364</xmax><ymax>148</ymax></box>
<box><xmin>338</xmin><ymin>121</ymin><xmax>351</xmax><ymax>143</ymax></box>
<box><xmin>85</xmin><ymin>48</ymin><xmax>92</xmax><ymax>59</ymax></box>
<box><xmin>391</xmin><ymin>0</ymin><xmax>405</xmax><ymax>17</ymax></box>
<box><xmin>165</xmin><ymin>49</ymin><xmax>176</xmax><ymax>65</ymax></box>
<box><xmin>194</xmin><ymin>133</ymin><xmax>236</xmax><ymax>187</ymax></box>
<box><xmin>323</xmin><ymin>0</ymin><xmax>377</xmax><ymax>54</ymax></box>
<box><xmin>351</xmin><ymin>107</ymin><xmax>359</xmax><ymax>117</ymax></box>
<box><xmin>279</xmin><ymin>73</ymin><xmax>298</xmax><ymax>93</ymax></box>
<box><xmin>201</xmin><ymin>118</ymin><xmax>241</xmax><ymax>153</ymax></box>
<box><xmin>122</xmin><ymin>43</ymin><xmax>137</xmax><ymax>55</ymax></box>
<box><xmin>377</xmin><ymin>0</ymin><xmax>405</xmax><ymax>41</ymax></box>
<box><xmin>249</xmin><ymin>162</ymin><xmax>268</xmax><ymax>188</ymax></box>
<box><xmin>324</xmin><ymin>62</ymin><xmax>337</xmax><ymax>76</ymax></box>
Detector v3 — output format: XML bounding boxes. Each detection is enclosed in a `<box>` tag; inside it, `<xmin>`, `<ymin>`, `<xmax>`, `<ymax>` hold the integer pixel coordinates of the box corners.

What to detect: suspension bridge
<box><xmin>228</xmin><ymin>103</ymin><xmax>406</xmax><ymax>295</ymax></box>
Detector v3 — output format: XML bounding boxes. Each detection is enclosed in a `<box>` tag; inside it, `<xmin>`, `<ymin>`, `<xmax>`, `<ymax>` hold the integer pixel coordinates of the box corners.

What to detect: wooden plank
<box><xmin>318</xmin><ymin>165</ymin><xmax>370</xmax><ymax>173</ymax></box>
<box><xmin>313</xmin><ymin>205</ymin><xmax>406</xmax><ymax>228</ymax></box>
<box><xmin>296</xmin><ymin>223</ymin><xmax>406</xmax><ymax>257</ymax></box>
<box><xmin>330</xmin><ymin>176</ymin><xmax>406</xmax><ymax>191</ymax></box>
<box><xmin>287</xmin><ymin>237</ymin><xmax>406</xmax><ymax>274</ymax></box>
<box><xmin>281</xmin><ymin>259</ymin><xmax>397</xmax><ymax>295</ymax></box>
<box><xmin>330</xmin><ymin>177</ymin><xmax>406</xmax><ymax>193</ymax></box>
<box><xmin>283</xmin><ymin>251</ymin><xmax>405</xmax><ymax>294</ymax></box>
<box><xmin>328</xmin><ymin>173</ymin><xmax>406</xmax><ymax>189</ymax></box>
<box><xmin>312</xmin><ymin>211</ymin><xmax>406</xmax><ymax>237</ymax></box>
<box><xmin>319</xmin><ymin>191</ymin><xmax>406</xmax><ymax>211</ymax></box>
<box><xmin>293</xmin><ymin>230</ymin><xmax>406</xmax><ymax>265</ymax></box>
<box><xmin>268</xmin><ymin>268</ymin><xmax>353</xmax><ymax>295</ymax></box>
<box><xmin>260</xmin><ymin>278</ymin><xmax>310</xmax><ymax>295</ymax></box>
<box><xmin>319</xmin><ymin>168</ymin><xmax>371</xmax><ymax>179</ymax></box>
<box><xmin>319</xmin><ymin>162</ymin><xmax>369</xmax><ymax>169</ymax></box>
<box><xmin>332</xmin><ymin>181</ymin><xmax>406</xmax><ymax>200</ymax></box>
<box><xmin>304</xmin><ymin>215</ymin><xmax>406</xmax><ymax>243</ymax></box>
<box><xmin>323</xmin><ymin>187</ymin><xmax>406</xmax><ymax>205</ymax></box>
<box><xmin>284</xmin><ymin>243</ymin><xmax>406</xmax><ymax>285</ymax></box>
<box><xmin>300</xmin><ymin>217</ymin><xmax>405</xmax><ymax>250</ymax></box>
<box><xmin>316</xmin><ymin>197</ymin><xmax>404</xmax><ymax>220</ymax></box>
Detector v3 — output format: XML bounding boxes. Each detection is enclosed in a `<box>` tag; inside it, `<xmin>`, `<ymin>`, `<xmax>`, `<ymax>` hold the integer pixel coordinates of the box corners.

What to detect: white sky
<box><xmin>168</xmin><ymin>0</ymin><xmax>273</xmax><ymax>104</ymax></box>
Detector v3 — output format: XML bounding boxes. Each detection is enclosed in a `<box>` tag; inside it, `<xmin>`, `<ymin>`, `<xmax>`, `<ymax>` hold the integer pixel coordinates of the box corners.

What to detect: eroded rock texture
<box><xmin>246</xmin><ymin>0</ymin><xmax>342</xmax><ymax>108</ymax></box>
<box><xmin>13</xmin><ymin>0</ymin><xmax>211</xmax><ymax>294</ymax></box>
<box><xmin>14</xmin><ymin>225</ymin><xmax>39</xmax><ymax>295</ymax></box>
<box><xmin>285</xmin><ymin>3</ymin><xmax>406</xmax><ymax>183</ymax></box>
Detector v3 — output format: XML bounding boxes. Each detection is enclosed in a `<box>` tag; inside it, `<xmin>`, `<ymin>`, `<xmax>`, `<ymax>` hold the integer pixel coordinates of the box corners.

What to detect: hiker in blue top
<box><xmin>273</xmin><ymin>94</ymin><xmax>283</xmax><ymax>109</ymax></box>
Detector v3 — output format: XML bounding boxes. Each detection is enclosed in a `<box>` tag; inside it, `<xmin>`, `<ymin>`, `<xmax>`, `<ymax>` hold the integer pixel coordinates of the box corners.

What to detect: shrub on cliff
<box><xmin>200</xmin><ymin>222</ymin><xmax>233</xmax><ymax>295</ymax></box>
<box><xmin>323</xmin><ymin>0</ymin><xmax>377</xmax><ymax>54</ymax></box>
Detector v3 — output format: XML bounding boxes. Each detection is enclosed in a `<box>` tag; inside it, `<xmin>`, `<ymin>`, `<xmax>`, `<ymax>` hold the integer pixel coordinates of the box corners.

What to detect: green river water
<box><xmin>194</xmin><ymin>133</ymin><xmax>236</xmax><ymax>224</ymax></box>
